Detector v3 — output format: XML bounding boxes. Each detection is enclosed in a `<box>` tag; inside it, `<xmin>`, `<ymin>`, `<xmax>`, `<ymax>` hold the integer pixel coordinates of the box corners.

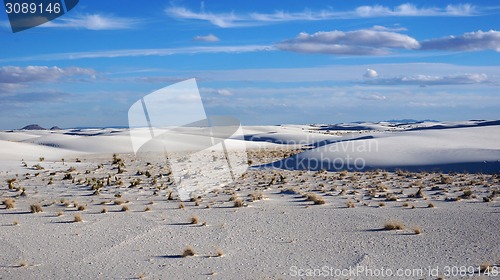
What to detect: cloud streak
<box><xmin>40</xmin><ymin>14</ymin><xmax>140</xmax><ymax>30</ymax></box>
<box><xmin>364</xmin><ymin>73</ymin><xmax>489</xmax><ymax>86</ymax></box>
<box><xmin>1</xmin><ymin>46</ymin><xmax>275</xmax><ymax>62</ymax></box>
<box><xmin>193</xmin><ymin>34</ymin><xmax>220</xmax><ymax>42</ymax></box>
<box><xmin>276</xmin><ymin>29</ymin><xmax>420</xmax><ymax>55</ymax></box>
<box><xmin>166</xmin><ymin>4</ymin><xmax>477</xmax><ymax>28</ymax></box>
<box><xmin>421</xmin><ymin>30</ymin><xmax>500</xmax><ymax>52</ymax></box>
<box><xmin>0</xmin><ymin>66</ymin><xmax>96</xmax><ymax>84</ymax></box>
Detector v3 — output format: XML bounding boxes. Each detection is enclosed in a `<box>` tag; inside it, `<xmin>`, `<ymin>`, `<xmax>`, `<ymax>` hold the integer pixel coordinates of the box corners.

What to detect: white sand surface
<box><xmin>0</xmin><ymin>121</ymin><xmax>499</xmax><ymax>279</ymax></box>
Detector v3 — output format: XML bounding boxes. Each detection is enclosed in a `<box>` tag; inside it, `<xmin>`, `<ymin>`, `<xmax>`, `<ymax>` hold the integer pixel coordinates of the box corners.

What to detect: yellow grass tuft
<box><xmin>384</xmin><ymin>221</ymin><xmax>405</xmax><ymax>230</ymax></box>
<box><xmin>182</xmin><ymin>246</ymin><xmax>195</xmax><ymax>257</ymax></box>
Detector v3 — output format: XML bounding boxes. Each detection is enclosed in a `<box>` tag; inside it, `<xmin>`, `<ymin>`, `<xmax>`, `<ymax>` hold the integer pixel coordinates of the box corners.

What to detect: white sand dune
<box><xmin>258</xmin><ymin>123</ymin><xmax>500</xmax><ymax>173</ymax></box>
<box><xmin>1</xmin><ymin>121</ymin><xmax>499</xmax><ymax>279</ymax></box>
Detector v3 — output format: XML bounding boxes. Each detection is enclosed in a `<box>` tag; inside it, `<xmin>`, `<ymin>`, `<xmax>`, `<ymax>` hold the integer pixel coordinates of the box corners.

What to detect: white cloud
<box><xmin>166</xmin><ymin>4</ymin><xmax>476</xmax><ymax>28</ymax></box>
<box><xmin>276</xmin><ymin>29</ymin><xmax>420</xmax><ymax>55</ymax></box>
<box><xmin>193</xmin><ymin>34</ymin><xmax>220</xmax><ymax>42</ymax></box>
<box><xmin>166</xmin><ymin>7</ymin><xmax>249</xmax><ymax>28</ymax></box>
<box><xmin>363</xmin><ymin>69</ymin><xmax>379</xmax><ymax>78</ymax></box>
<box><xmin>364</xmin><ymin>73</ymin><xmax>489</xmax><ymax>86</ymax></box>
<box><xmin>1</xmin><ymin>45</ymin><xmax>275</xmax><ymax>62</ymax></box>
<box><xmin>369</xmin><ymin>25</ymin><xmax>407</xmax><ymax>32</ymax></box>
<box><xmin>217</xmin><ymin>89</ymin><xmax>233</xmax><ymax>96</ymax></box>
<box><xmin>41</xmin><ymin>14</ymin><xmax>140</xmax><ymax>30</ymax></box>
<box><xmin>358</xmin><ymin>94</ymin><xmax>386</xmax><ymax>100</ymax></box>
<box><xmin>0</xmin><ymin>66</ymin><xmax>96</xmax><ymax>84</ymax></box>
<box><xmin>421</xmin><ymin>30</ymin><xmax>500</xmax><ymax>52</ymax></box>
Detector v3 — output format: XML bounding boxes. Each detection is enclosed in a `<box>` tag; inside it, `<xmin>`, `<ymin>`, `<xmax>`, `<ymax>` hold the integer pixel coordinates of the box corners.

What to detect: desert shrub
<box><xmin>384</xmin><ymin>221</ymin><xmax>405</xmax><ymax>230</ymax></box>
<box><xmin>190</xmin><ymin>215</ymin><xmax>199</xmax><ymax>224</ymax></box>
<box><xmin>73</xmin><ymin>214</ymin><xmax>83</xmax><ymax>222</ymax></box>
<box><xmin>249</xmin><ymin>192</ymin><xmax>263</xmax><ymax>201</ymax></box>
<box><xmin>7</xmin><ymin>178</ymin><xmax>16</xmax><ymax>189</ymax></box>
<box><xmin>3</xmin><ymin>198</ymin><xmax>15</xmax><ymax>209</ymax></box>
<box><xmin>30</xmin><ymin>203</ymin><xmax>43</xmax><ymax>213</ymax></box>
<box><xmin>460</xmin><ymin>189</ymin><xmax>473</xmax><ymax>199</ymax></box>
<box><xmin>182</xmin><ymin>246</ymin><xmax>195</xmax><ymax>257</ymax></box>
<box><xmin>413</xmin><ymin>227</ymin><xmax>422</xmax><ymax>235</ymax></box>
<box><xmin>234</xmin><ymin>199</ymin><xmax>244</xmax><ymax>207</ymax></box>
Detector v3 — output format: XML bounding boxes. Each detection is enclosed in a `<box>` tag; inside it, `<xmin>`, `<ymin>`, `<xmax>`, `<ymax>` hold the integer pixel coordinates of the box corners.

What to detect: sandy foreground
<box><xmin>0</xmin><ymin>123</ymin><xmax>499</xmax><ymax>279</ymax></box>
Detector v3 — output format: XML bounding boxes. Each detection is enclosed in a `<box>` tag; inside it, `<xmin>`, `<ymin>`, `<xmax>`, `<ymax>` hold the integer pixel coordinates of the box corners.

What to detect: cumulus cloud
<box><xmin>193</xmin><ymin>34</ymin><xmax>220</xmax><ymax>42</ymax></box>
<box><xmin>41</xmin><ymin>14</ymin><xmax>140</xmax><ymax>30</ymax></box>
<box><xmin>166</xmin><ymin>4</ymin><xmax>476</xmax><ymax>28</ymax></box>
<box><xmin>364</xmin><ymin>73</ymin><xmax>489</xmax><ymax>86</ymax></box>
<box><xmin>363</xmin><ymin>69</ymin><xmax>379</xmax><ymax>78</ymax></box>
<box><xmin>0</xmin><ymin>66</ymin><xmax>96</xmax><ymax>84</ymax></box>
<box><xmin>420</xmin><ymin>30</ymin><xmax>500</xmax><ymax>52</ymax></box>
<box><xmin>276</xmin><ymin>29</ymin><xmax>419</xmax><ymax>55</ymax></box>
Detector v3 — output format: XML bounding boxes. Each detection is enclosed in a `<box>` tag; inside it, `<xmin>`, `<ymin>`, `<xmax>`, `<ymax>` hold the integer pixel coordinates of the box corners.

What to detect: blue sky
<box><xmin>1</xmin><ymin>0</ymin><xmax>499</xmax><ymax>129</ymax></box>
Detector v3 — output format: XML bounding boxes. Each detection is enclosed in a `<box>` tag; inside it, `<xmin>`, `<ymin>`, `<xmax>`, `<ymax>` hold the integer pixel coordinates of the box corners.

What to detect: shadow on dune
<box><xmin>407</xmin><ymin>120</ymin><xmax>500</xmax><ymax>131</ymax></box>
<box><xmin>255</xmin><ymin>153</ymin><xmax>500</xmax><ymax>174</ymax></box>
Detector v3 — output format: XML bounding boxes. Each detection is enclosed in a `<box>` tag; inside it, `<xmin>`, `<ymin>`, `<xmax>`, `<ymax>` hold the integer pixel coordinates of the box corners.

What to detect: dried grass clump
<box><xmin>30</xmin><ymin>203</ymin><xmax>43</xmax><ymax>213</ymax></box>
<box><xmin>249</xmin><ymin>192</ymin><xmax>264</xmax><ymax>201</ymax></box>
<box><xmin>413</xmin><ymin>227</ymin><xmax>422</xmax><ymax>235</ymax></box>
<box><xmin>77</xmin><ymin>205</ymin><xmax>86</xmax><ymax>211</ymax></box>
<box><xmin>114</xmin><ymin>199</ymin><xmax>125</xmax><ymax>205</ymax></box>
<box><xmin>121</xmin><ymin>205</ymin><xmax>129</xmax><ymax>212</ymax></box>
<box><xmin>73</xmin><ymin>214</ymin><xmax>83</xmax><ymax>223</ymax></box>
<box><xmin>216</xmin><ymin>248</ymin><xmax>224</xmax><ymax>257</ymax></box>
<box><xmin>182</xmin><ymin>246</ymin><xmax>195</xmax><ymax>257</ymax></box>
<box><xmin>4</xmin><ymin>198</ymin><xmax>15</xmax><ymax>209</ymax></box>
<box><xmin>427</xmin><ymin>203</ymin><xmax>435</xmax><ymax>208</ymax></box>
<box><xmin>346</xmin><ymin>200</ymin><xmax>355</xmax><ymax>208</ymax></box>
<box><xmin>144</xmin><ymin>206</ymin><xmax>151</xmax><ymax>212</ymax></box>
<box><xmin>101</xmin><ymin>207</ymin><xmax>108</xmax><ymax>213</ymax></box>
<box><xmin>178</xmin><ymin>202</ymin><xmax>185</xmax><ymax>209</ymax></box>
<box><xmin>233</xmin><ymin>198</ymin><xmax>244</xmax><ymax>207</ymax></box>
<box><xmin>305</xmin><ymin>193</ymin><xmax>326</xmax><ymax>205</ymax></box>
<box><xmin>190</xmin><ymin>215</ymin><xmax>199</xmax><ymax>224</ymax></box>
<box><xmin>383</xmin><ymin>221</ymin><xmax>405</xmax><ymax>230</ymax></box>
